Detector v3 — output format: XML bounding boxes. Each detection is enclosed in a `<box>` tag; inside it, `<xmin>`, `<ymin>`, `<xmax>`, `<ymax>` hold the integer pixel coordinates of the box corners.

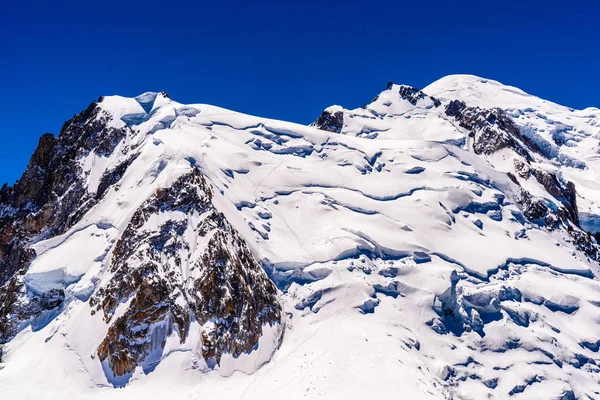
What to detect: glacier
<box><xmin>0</xmin><ymin>75</ymin><xmax>599</xmax><ymax>399</ymax></box>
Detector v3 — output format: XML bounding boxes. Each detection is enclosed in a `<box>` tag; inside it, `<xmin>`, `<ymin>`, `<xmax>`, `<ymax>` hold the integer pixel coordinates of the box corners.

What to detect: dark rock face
<box><xmin>513</xmin><ymin>159</ymin><xmax>579</xmax><ymax>226</ymax></box>
<box><xmin>397</xmin><ymin>85</ymin><xmax>441</xmax><ymax>107</ymax></box>
<box><xmin>445</xmin><ymin>100</ymin><xmax>539</xmax><ymax>160</ymax></box>
<box><xmin>95</xmin><ymin>153</ymin><xmax>139</xmax><ymax>200</ymax></box>
<box><xmin>514</xmin><ymin>178</ymin><xmax>599</xmax><ymax>262</ymax></box>
<box><xmin>531</xmin><ymin>169</ymin><xmax>578</xmax><ymax>225</ymax></box>
<box><xmin>311</xmin><ymin>109</ymin><xmax>344</xmax><ymax>133</ymax></box>
<box><xmin>0</xmin><ymin>100</ymin><xmax>130</xmax><ymax>343</ymax></box>
<box><xmin>13</xmin><ymin>133</ymin><xmax>57</xmax><ymax>209</ymax></box>
<box><xmin>90</xmin><ymin>169</ymin><xmax>281</xmax><ymax>376</ymax></box>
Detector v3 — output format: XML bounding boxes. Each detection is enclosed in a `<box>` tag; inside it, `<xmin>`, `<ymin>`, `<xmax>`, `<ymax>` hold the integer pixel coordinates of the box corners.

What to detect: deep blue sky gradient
<box><xmin>1</xmin><ymin>0</ymin><xmax>599</xmax><ymax>184</ymax></box>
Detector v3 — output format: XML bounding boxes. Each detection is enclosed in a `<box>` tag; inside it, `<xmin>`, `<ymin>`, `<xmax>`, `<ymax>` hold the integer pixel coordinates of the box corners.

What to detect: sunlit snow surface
<box><xmin>2</xmin><ymin>76</ymin><xmax>600</xmax><ymax>399</ymax></box>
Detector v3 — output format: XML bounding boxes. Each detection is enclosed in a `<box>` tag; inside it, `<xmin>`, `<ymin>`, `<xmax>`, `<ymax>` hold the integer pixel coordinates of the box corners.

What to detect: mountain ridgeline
<box><xmin>1</xmin><ymin>76</ymin><xmax>600</xmax><ymax>399</ymax></box>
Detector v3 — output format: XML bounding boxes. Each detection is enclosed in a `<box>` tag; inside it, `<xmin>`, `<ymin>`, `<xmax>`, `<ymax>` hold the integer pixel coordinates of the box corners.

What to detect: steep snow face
<box><xmin>1</xmin><ymin>76</ymin><xmax>600</xmax><ymax>399</ymax></box>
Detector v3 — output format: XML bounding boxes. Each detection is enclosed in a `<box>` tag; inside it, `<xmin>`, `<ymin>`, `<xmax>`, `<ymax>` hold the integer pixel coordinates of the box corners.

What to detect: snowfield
<box><xmin>1</xmin><ymin>76</ymin><xmax>600</xmax><ymax>399</ymax></box>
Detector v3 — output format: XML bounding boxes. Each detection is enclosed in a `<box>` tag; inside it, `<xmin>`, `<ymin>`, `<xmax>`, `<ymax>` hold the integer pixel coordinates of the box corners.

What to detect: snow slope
<box><xmin>1</xmin><ymin>76</ymin><xmax>600</xmax><ymax>399</ymax></box>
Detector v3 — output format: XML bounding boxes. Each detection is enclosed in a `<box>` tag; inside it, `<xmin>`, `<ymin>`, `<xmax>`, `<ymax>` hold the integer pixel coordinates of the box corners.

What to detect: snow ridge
<box><xmin>1</xmin><ymin>75</ymin><xmax>600</xmax><ymax>399</ymax></box>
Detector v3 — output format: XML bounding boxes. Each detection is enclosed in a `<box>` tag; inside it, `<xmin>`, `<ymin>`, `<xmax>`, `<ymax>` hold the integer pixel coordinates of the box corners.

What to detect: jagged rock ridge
<box><xmin>0</xmin><ymin>100</ymin><xmax>130</xmax><ymax>343</ymax></box>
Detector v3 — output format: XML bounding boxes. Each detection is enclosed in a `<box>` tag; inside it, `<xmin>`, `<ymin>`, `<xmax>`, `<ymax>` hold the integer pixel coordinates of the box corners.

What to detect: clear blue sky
<box><xmin>1</xmin><ymin>0</ymin><xmax>598</xmax><ymax>185</ymax></box>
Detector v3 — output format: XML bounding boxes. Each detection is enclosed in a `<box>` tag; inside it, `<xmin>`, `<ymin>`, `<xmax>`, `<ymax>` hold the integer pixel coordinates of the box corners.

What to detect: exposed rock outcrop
<box><xmin>0</xmin><ymin>100</ymin><xmax>130</xmax><ymax>343</ymax></box>
<box><xmin>513</xmin><ymin>159</ymin><xmax>579</xmax><ymax>226</ymax></box>
<box><xmin>445</xmin><ymin>100</ymin><xmax>540</xmax><ymax>160</ymax></box>
<box><xmin>311</xmin><ymin>108</ymin><xmax>344</xmax><ymax>133</ymax></box>
<box><xmin>397</xmin><ymin>85</ymin><xmax>441</xmax><ymax>107</ymax></box>
<box><xmin>90</xmin><ymin>169</ymin><xmax>281</xmax><ymax>376</ymax></box>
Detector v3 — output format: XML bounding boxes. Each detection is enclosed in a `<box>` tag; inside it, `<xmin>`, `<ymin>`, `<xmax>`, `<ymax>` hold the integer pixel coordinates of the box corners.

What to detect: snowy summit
<box><xmin>1</xmin><ymin>75</ymin><xmax>600</xmax><ymax>399</ymax></box>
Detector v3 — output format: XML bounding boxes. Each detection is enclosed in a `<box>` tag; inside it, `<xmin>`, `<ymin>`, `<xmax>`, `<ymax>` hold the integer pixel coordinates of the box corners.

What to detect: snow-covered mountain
<box><xmin>1</xmin><ymin>75</ymin><xmax>600</xmax><ymax>399</ymax></box>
